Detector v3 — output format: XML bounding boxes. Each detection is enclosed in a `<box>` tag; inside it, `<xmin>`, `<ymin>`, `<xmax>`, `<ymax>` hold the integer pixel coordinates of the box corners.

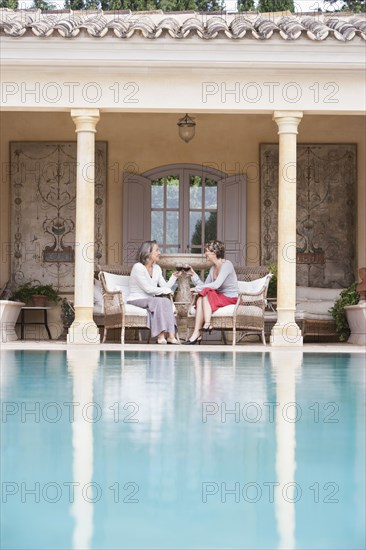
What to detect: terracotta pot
<box><xmin>32</xmin><ymin>295</ymin><xmax>47</xmax><ymax>307</ymax></box>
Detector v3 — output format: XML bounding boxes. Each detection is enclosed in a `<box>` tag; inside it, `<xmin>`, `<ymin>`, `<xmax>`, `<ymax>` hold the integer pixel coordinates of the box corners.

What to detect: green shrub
<box><xmin>61</xmin><ymin>298</ymin><xmax>75</xmax><ymax>328</ymax></box>
<box><xmin>330</xmin><ymin>283</ymin><xmax>360</xmax><ymax>341</ymax></box>
<box><xmin>267</xmin><ymin>261</ymin><xmax>277</xmax><ymax>298</ymax></box>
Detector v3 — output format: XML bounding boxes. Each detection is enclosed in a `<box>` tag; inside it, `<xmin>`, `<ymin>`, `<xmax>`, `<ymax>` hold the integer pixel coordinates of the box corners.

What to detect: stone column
<box><xmin>271</xmin><ymin>111</ymin><xmax>303</xmax><ymax>346</ymax></box>
<box><xmin>67</xmin><ymin>109</ymin><xmax>100</xmax><ymax>345</ymax></box>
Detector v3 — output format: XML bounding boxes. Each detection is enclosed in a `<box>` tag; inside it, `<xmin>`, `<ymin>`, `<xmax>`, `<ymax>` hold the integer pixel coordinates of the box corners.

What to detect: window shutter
<box><xmin>123</xmin><ymin>172</ymin><xmax>151</xmax><ymax>266</ymax></box>
<box><xmin>217</xmin><ymin>175</ymin><xmax>246</xmax><ymax>267</ymax></box>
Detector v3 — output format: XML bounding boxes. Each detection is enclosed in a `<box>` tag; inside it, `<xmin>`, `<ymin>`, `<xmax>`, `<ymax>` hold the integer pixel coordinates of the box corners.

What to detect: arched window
<box><xmin>147</xmin><ymin>165</ymin><xmax>221</xmax><ymax>254</ymax></box>
<box><xmin>123</xmin><ymin>164</ymin><xmax>246</xmax><ymax>266</ymax></box>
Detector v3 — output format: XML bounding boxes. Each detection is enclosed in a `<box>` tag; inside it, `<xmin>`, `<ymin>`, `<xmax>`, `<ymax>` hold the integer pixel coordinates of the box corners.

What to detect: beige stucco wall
<box><xmin>1</xmin><ymin>111</ymin><xmax>365</xmax><ymax>292</ymax></box>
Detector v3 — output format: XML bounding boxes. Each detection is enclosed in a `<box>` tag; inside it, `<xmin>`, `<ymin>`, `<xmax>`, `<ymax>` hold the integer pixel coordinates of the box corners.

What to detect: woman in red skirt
<box><xmin>183</xmin><ymin>240</ymin><xmax>238</xmax><ymax>345</ymax></box>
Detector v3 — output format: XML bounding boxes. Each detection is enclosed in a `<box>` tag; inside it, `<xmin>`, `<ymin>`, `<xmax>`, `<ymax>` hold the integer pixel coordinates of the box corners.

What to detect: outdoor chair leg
<box><xmin>261</xmin><ymin>330</ymin><xmax>266</xmax><ymax>345</ymax></box>
<box><xmin>121</xmin><ymin>326</ymin><xmax>125</xmax><ymax>344</ymax></box>
<box><xmin>222</xmin><ymin>331</ymin><xmax>227</xmax><ymax>345</ymax></box>
<box><xmin>102</xmin><ymin>327</ymin><xmax>107</xmax><ymax>343</ymax></box>
<box><xmin>233</xmin><ymin>327</ymin><xmax>236</xmax><ymax>346</ymax></box>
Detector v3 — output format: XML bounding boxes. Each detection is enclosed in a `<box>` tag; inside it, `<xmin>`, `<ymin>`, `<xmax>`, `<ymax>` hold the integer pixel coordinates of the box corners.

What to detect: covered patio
<box><xmin>1</xmin><ymin>9</ymin><xmax>365</xmax><ymax>346</ymax></box>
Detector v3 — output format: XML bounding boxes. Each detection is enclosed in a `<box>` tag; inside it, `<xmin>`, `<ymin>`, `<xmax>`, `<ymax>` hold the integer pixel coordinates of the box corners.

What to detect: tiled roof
<box><xmin>1</xmin><ymin>9</ymin><xmax>365</xmax><ymax>41</ymax></box>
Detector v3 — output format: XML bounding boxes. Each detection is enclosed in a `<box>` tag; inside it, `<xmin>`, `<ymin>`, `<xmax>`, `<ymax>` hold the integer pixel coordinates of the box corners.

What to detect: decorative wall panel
<box><xmin>10</xmin><ymin>142</ymin><xmax>107</xmax><ymax>292</ymax></box>
<box><xmin>261</xmin><ymin>144</ymin><xmax>356</xmax><ymax>288</ymax></box>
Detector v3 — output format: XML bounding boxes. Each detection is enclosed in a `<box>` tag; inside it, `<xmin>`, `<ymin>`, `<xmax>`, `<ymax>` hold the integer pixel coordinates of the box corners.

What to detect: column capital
<box><xmin>272</xmin><ymin>111</ymin><xmax>303</xmax><ymax>134</ymax></box>
<box><xmin>71</xmin><ymin>109</ymin><xmax>100</xmax><ymax>133</ymax></box>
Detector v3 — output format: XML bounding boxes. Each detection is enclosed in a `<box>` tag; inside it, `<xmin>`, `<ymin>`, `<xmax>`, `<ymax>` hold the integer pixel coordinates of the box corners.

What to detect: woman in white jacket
<box><xmin>127</xmin><ymin>241</ymin><xmax>180</xmax><ymax>344</ymax></box>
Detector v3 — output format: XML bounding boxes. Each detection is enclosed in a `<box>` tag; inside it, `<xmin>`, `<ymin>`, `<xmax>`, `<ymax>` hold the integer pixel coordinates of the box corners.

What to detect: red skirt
<box><xmin>197</xmin><ymin>288</ymin><xmax>238</xmax><ymax>313</ymax></box>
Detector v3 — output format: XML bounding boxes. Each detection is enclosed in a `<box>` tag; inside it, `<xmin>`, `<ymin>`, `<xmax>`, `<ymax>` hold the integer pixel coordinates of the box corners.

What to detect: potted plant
<box><xmin>267</xmin><ymin>261</ymin><xmax>277</xmax><ymax>299</ymax></box>
<box><xmin>13</xmin><ymin>282</ymin><xmax>61</xmax><ymax>307</ymax></box>
<box><xmin>59</xmin><ymin>298</ymin><xmax>75</xmax><ymax>340</ymax></box>
<box><xmin>330</xmin><ymin>282</ymin><xmax>360</xmax><ymax>341</ymax></box>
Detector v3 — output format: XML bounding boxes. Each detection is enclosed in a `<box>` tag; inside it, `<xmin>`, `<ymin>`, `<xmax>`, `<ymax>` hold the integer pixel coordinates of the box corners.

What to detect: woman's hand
<box><xmin>186</xmin><ymin>265</ymin><xmax>195</xmax><ymax>276</ymax></box>
<box><xmin>161</xmin><ymin>287</ymin><xmax>173</xmax><ymax>295</ymax></box>
<box><xmin>172</xmin><ymin>270</ymin><xmax>182</xmax><ymax>277</ymax></box>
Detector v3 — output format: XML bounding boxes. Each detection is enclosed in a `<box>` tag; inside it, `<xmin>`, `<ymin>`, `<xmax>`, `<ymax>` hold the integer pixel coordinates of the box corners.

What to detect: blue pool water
<box><xmin>1</xmin><ymin>350</ymin><xmax>365</xmax><ymax>550</ymax></box>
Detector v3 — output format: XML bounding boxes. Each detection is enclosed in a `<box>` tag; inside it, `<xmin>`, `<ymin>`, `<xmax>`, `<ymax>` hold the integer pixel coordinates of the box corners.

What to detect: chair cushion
<box><xmin>238</xmin><ymin>275</ymin><xmax>270</xmax><ymax>294</ymax></box>
<box><xmin>114</xmin><ymin>284</ymin><xmax>130</xmax><ymax>303</ymax></box>
<box><xmin>93</xmin><ymin>303</ymin><xmax>104</xmax><ymax>315</ymax></box>
<box><xmin>212</xmin><ymin>304</ymin><xmax>236</xmax><ymax>316</ymax></box>
<box><xmin>296</xmin><ymin>286</ymin><xmax>344</xmax><ymax>301</ymax></box>
<box><xmin>189</xmin><ymin>304</ymin><xmax>263</xmax><ymax>318</ymax></box>
<box><xmin>125</xmin><ymin>304</ymin><xmax>148</xmax><ymax>317</ymax></box>
<box><xmin>94</xmin><ymin>279</ymin><xmax>104</xmax><ymax>314</ymax></box>
<box><xmin>296</xmin><ymin>299</ymin><xmax>334</xmax><ymax>317</ymax></box>
<box><xmin>102</xmin><ymin>273</ymin><xmax>130</xmax><ymax>303</ymax></box>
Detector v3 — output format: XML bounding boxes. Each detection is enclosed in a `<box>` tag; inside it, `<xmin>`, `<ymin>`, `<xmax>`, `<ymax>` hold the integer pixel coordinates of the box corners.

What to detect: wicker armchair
<box><xmin>234</xmin><ymin>266</ymin><xmax>270</xmax><ymax>281</ymax></box>
<box><xmin>186</xmin><ymin>270</ymin><xmax>272</xmax><ymax>345</ymax></box>
<box><xmin>98</xmin><ymin>270</ymin><xmax>149</xmax><ymax>344</ymax></box>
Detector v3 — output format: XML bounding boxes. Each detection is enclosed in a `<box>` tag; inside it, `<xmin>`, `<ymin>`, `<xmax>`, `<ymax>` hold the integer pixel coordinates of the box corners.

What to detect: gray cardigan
<box><xmin>191</xmin><ymin>259</ymin><xmax>238</xmax><ymax>298</ymax></box>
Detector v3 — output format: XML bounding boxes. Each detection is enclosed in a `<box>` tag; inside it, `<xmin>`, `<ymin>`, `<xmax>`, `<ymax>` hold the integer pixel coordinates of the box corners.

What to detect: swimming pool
<box><xmin>1</xmin><ymin>350</ymin><xmax>365</xmax><ymax>549</ymax></box>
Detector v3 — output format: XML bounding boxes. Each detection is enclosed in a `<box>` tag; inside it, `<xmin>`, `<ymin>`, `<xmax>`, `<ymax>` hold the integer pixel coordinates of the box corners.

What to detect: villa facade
<box><xmin>1</xmin><ymin>9</ymin><xmax>365</xmax><ymax>345</ymax></box>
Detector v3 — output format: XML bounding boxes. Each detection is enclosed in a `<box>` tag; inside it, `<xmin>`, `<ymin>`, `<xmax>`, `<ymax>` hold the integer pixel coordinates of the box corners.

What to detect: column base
<box><xmin>67</xmin><ymin>320</ymin><xmax>100</xmax><ymax>345</ymax></box>
<box><xmin>270</xmin><ymin>322</ymin><xmax>303</xmax><ymax>346</ymax></box>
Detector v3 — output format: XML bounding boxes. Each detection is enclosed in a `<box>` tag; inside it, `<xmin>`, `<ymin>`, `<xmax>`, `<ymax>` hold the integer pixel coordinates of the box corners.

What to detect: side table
<box><xmin>19</xmin><ymin>307</ymin><xmax>52</xmax><ymax>340</ymax></box>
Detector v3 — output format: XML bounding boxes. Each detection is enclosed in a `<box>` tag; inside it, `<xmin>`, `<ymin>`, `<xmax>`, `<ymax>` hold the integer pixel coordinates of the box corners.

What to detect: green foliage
<box><xmin>342</xmin><ymin>0</ymin><xmax>366</xmax><ymax>11</ymax></box>
<box><xmin>267</xmin><ymin>261</ymin><xmax>277</xmax><ymax>298</ymax></box>
<box><xmin>196</xmin><ymin>0</ymin><xmax>225</xmax><ymax>10</ymax></box>
<box><xmin>85</xmin><ymin>0</ymin><xmax>100</xmax><ymax>8</ymax></box>
<box><xmin>238</xmin><ymin>0</ymin><xmax>255</xmax><ymax>10</ymax></box>
<box><xmin>327</xmin><ymin>0</ymin><xmax>366</xmax><ymax>12</ymax></box>
<box><xmin>190</xmin><ymin>212</ymin><xmax>217</xmax><ymax>252</ymax></box>
<box><xmin>0</xmin><ymin>0</ymin><xmax>18</xmax><ymax>7</ymax></box>
<box><xmin>13</xmin><ymin>283</ymin><xmax>61</xmax><ymax>305</ymax></box>
<box><xmin>91</xmin><ymin>0</ymin><xmax>226</xmax><ymax>10</ymax></box>
<box><xmin>32</xmin><ymin>0</ymin><xmax>58</xmax><ymax>8</ymax></box>
<box><xmin>258</xmin><ymin>0</ymin><xmax>294</xmax><ymax>12</ymax></box>
<box><xmin>330</xmin><ymin>283</ymin><xmax>360</xmax><ymax>341</ymax></box>
<box><xmin>61</xmin><ymin>298</ymin><xmax>75</xmax><ymax>328</ymax></box>
<box><xmin>64</xmin><ymin>0</ymin><xmax>86</xmax><ymax>9</ymax></box>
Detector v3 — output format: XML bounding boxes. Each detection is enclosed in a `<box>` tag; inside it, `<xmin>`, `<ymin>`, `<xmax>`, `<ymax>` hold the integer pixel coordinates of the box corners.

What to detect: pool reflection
<box><xmin>1</xmin><ymin>350</ymin><xmax>364</xmax><ymax>550</ymax></box>
<box><xmin>66</xmin><ymin>349</ymin><xmax>100</xmax><ymax>550</ymax></box>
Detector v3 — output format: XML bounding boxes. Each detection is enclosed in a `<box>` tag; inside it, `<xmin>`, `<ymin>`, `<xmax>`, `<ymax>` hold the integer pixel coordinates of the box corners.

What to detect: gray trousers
<box><xmin>127</xmin><ymin>296</ymin><xmax>176</xmax><ymax>338</ymax></box>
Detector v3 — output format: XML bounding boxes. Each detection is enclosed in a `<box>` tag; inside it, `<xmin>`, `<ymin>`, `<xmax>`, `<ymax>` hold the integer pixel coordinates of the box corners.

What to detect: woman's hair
<box><xmin>137</xmin><ymin>240</ymin><xmax>157</xmax><ymax>265</ymax></box>
<box><xmin>205</xmin><ymin>240</ymin><xmax>225</xmax><ymax>259</ymax></box>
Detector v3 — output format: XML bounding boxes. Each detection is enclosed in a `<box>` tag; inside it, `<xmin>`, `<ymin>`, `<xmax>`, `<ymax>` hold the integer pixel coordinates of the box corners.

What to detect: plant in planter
<box><xmin>60</xmin><ymin>298</ymin><xmax>74</xmax><ymax>328</ymax></box>
<box><xmin>330</xmin><ymin>282</ymin><xmax>360</xmax><ymax>341</ymax></box>
<box><xmin>58</xmin><ymin>298</ymin><xmax>75</xmax><ymax>340</ymax></box>
<box><xmin>13</xmin><ymin>282</ymin><xmax>61</xmax><ymax>307</ymax></box>
<box><xmin>267</xmin><ymin>261</ymin><xmax>277</xmax><ymax>298</ymax></box>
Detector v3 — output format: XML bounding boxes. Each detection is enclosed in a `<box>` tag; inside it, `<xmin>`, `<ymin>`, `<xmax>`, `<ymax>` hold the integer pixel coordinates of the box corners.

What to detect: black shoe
<box><xmin>203</xmin><ymin>323</ymin><xmax>213</xmax><ymax>335</ymax></box>
<box><xmin>182</xmin><ymin>336</ymin><xmax>202</xmax><ymax>345</ymax></box>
